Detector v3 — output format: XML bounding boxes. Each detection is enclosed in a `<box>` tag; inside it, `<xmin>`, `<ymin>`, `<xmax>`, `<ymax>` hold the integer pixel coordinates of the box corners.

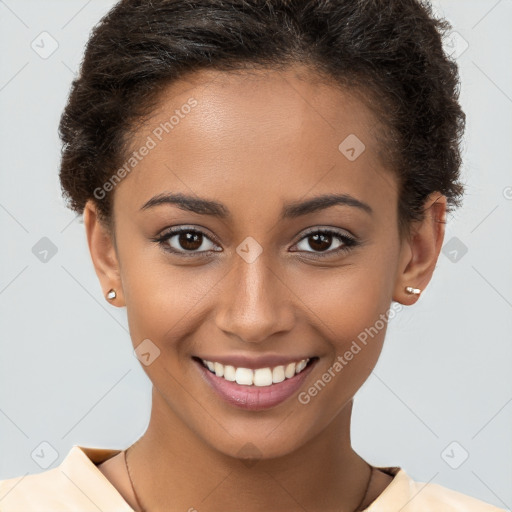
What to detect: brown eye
<box><xmin>294</xmin><ymin>229</ymin><xmax>358</xmax><ymax>257</ymax></box>
<box><xmin>155</xmin><ymin>227</ymin><xmax>220</xmax><ymax>255</ymax></box>
<box><xmin>306</xmin><ymin>232</ymin><xmax>333</xmax><ymax>252</ymax></box>
<box><xmin>178</xmin><ymin>231</ymin><xmax>203</xmax><ymax>251</ymax></box>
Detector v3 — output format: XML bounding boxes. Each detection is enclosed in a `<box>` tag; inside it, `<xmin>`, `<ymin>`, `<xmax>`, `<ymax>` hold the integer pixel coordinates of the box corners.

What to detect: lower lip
<box><xmin>194</xmin><ymin>358</ymin><xmax>317</xmax><ymax>411</ymax></box>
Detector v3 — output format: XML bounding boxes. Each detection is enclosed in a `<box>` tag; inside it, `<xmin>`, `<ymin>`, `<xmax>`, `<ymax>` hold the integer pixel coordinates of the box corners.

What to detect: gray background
<box><xmin>1</xmin><ymin>0</ymin><xmax>511</xmax><ymax>509</ymax></box>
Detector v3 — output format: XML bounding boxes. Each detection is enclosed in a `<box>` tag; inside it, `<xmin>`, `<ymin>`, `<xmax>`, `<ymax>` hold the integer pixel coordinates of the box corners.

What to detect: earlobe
<box><xmin>83</xmin><ymin>200</ymin><xmax>125</xmax><ymax>306</ymax></box>
<box><xmin>393</xmin><ymin>192</ymin><xmax>447</xmax><ymax>305</ymax></box>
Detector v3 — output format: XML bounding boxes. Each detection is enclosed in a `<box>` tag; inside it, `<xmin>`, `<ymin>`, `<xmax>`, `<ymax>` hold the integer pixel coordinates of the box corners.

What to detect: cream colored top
<box><xmin>0</xmin><ymin>445</ymin><xmax>506</xmax><ymax>511</ymax></box>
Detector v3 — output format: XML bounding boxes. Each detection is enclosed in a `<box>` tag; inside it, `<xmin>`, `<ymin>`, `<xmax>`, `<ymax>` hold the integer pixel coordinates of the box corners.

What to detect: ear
<box><xmin>83</xmin><ymin>200</ymin><xmax>125</xmax><ymax>307</ymax></box>
<box><xmin>393</xmin><ymin>192</ymin><xmax>447</xmax><ymax>305</ymax></box>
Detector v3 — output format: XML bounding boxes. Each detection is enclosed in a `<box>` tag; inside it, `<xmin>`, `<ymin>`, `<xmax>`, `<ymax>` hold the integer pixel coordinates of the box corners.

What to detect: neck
<box><xmin>127</xmin><ymin>387</ymin><xmax>370</xmax><ymax>512</ymax></box>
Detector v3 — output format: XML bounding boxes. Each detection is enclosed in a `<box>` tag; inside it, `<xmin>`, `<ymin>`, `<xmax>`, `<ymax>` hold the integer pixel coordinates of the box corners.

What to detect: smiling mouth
<box><xmin>192</xmin><ymin>356</ymin><xmax>318</xmax><ymax>387</ymax></box>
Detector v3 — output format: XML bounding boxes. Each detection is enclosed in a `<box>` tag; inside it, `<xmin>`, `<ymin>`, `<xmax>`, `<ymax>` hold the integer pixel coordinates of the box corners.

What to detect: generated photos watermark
<box><xmin>298</xmin><ymin>301</ymin><xmax>403</xmax><ymax>405</ymax></box>
<box><xmin>93</xmin><ymin>97</ymin><xmax>198</xmax><ymax>200</ymax></box>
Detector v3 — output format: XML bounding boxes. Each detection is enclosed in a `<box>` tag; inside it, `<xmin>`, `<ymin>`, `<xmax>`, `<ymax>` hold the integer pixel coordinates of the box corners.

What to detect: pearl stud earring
<box><xmin>106</xmin><ymin>289</ymin><xmax>117</xmax><ymax>300</ymax></box>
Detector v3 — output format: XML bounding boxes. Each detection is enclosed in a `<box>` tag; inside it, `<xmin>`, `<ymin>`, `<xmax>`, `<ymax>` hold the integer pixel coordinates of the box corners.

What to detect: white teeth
<box><xmin>295</xmin><ymin>360</ymin><xmax>307</xmax><ymax>374</ymax></box>
<box><xmin>253</xmin><ymin>368</ymin><xmax>273</xmax><ymax>387</ymax></box>
<box><xmin>214</xmin><ymin>362</ymin><xmax>224</xmax><ymax>377</ymax></box>
<box><xmin>223</xmin><ymin>365</ymin><xmax>236</xmax><ymax>382</ymax></box>
<box><xmin>200</xmin><ymin>358</ymin><xmax>311</xmax><ymax>387</ymax></box>
<box><xmin>284</xmin><ymin>362</ymin><xmax>296</xmax><ymax>378</ymax></box>
<box><xmin>272</xmin><ymin>365</ymin><xmax>285</xmax><ymax>383</ymax></box>
<box><xmin>235</xmin><ymin>367</ymin><xmax>253</xmax><ymax>385</ymax></box>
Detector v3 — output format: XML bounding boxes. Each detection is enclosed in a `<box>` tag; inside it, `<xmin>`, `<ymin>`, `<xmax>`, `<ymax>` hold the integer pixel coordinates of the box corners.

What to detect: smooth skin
<box><xmin>84</xmin><ymin>65</ymin><xmax>447</xmax><ymax>511</ymax></box>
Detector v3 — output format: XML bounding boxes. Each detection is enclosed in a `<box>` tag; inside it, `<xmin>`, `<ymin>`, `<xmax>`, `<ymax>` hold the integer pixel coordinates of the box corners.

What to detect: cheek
<box><xmin>123</xmin><ymin>266</ymin><xmax>213</xmax><ymax>348</ymax></box>
<box><xmin>315</xmin><ymin>293</ymin><xmax>388</xmax><ymax>380</ymax></box>
<box><xmin>296</xmin><ymin>260</ymin><xmax>394</xmax><ymax>341</ymax></box>
<box><xmin>292</xmin><ymin>271</ymin><xmax>392</xmax><ymax>419</ymax></box>
<box><xmin>290</xmin><ymin>256</ymin><xmax>396</xmax><ymax>402</ymax></box>
<box><xmin>117</xmin><ymin>234</ymin><xmax>212</xmax><ymax>347</ymax></box>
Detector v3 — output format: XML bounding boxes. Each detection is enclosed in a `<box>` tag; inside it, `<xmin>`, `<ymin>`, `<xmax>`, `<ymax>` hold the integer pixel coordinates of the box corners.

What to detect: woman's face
<box><xmin>89</xmin><ymin>66</ymin><xmax>426</xmax><ymax>459</ymax></box>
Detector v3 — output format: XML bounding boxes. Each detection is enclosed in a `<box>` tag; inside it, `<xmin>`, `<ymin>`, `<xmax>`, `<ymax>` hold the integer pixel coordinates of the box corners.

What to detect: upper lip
<box><xmin>193</xmin><ymin>354</ymin><xmax>316</xmax><ymax>369</ymax></box>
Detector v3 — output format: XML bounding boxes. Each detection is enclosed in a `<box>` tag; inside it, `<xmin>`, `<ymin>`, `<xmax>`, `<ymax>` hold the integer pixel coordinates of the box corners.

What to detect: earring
<box><xmin>106</xmin><ymin>289</ymin><xmax>117</xmax><ymax>300</ymax></box>
<box><xmin>405</xmin><ymin>286</ymin><xmax>421</xmax><ymax>295</ymax></box>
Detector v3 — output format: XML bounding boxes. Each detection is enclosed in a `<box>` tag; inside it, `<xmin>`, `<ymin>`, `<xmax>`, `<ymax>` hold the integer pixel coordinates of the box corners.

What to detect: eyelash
<box><xmin>152</xmin><ymin>226</ymin><xmax>359</xmax><ymax>259</ymax></box>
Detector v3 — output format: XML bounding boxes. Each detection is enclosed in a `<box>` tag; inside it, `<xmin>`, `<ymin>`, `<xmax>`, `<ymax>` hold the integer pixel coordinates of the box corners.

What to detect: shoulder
<box><xmin>401</xmin><ymin>478</ymin><xmax>506</xmax><ymax>511</ymax></box>
<box><xmin>0</xmin><ymin>445</ymin><xmax>130</xmax><ymax>511</ymax></box>
<box><xmin>0</xmin><ymin>467</ymin><xmax>68</xmax><ymax>509</ymax></box>
<box><xmin>367</xmin><ymin>466</ymin><xmax>507</xmax><ymax>511</ymax></box>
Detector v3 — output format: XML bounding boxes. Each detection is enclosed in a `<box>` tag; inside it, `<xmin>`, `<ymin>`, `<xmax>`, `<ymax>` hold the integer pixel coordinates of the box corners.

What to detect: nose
<box><xmin>214</xmin><ymin>253</ymin><xmax>296</xmax><ymax>344</ymax></box>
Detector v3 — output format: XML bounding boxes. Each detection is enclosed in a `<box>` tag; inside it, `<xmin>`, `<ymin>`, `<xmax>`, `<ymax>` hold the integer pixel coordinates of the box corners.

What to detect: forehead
<box><xmin>115</xmin><ymin>65</ymin><xmax>398</xmax><ymax>220</ymax></box>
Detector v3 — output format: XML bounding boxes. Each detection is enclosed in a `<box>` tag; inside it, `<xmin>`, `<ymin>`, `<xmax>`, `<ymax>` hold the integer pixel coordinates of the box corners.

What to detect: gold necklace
<box><xmin>124</xmin><ymin>444</ymin><xmax>374</xmax><ymax>512</ymax></box>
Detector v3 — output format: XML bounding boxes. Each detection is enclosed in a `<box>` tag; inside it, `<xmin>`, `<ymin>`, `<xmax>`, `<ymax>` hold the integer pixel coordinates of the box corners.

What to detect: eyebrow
<box><xmin>140</xmin><ymin>192</ymin><xmax>373</xmax><ymax>219</ymax></box>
